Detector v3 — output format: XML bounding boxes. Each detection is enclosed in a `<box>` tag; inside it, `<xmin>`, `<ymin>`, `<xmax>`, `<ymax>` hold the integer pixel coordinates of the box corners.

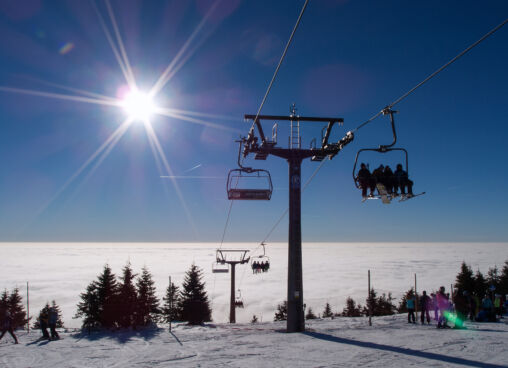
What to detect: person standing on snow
<box><xmin>48</xmin><ymin>307</ymin><xmax>60</xmax><ymax>340</ymax></box>
<box><xmin>0</xmin><ymin>310</ymin><xmax>19</xmax><ymax>344</ymax></box>
<box><xmin>419</xmin><ymin>290</ymin><xmax>431</xmax><ymax>324</ymax></box>
<box><xmin>39</xmin><ymin>309</ymin><xmax>50</xmax><ymax>339</ymax></box>
<box><xmin>406</xmin><ymin>295</ymin><xmax>416</xmax><ymax>323</ymax></box>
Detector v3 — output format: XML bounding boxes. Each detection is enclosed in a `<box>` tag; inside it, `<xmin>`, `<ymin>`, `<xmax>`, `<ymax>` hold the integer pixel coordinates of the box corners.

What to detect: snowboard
<box><xmin>398</xmin><ymin>192</ymin><xmax>426</xmax><ymax>202</ymax></box>
<box><xmin>376</xmin><ymin>183</ymin><xmax>391</xmax><ymax>204</ymax></box>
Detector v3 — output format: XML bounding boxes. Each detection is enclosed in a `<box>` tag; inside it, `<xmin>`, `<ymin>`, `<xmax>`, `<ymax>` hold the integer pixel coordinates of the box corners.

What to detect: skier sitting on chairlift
<box><xmin>394</xmin><ymin>163</ymin><xmax>413</xmax><ymax>196</ymax></box>
<box><xmin>383</xmin><ymin>165</ymin><xmax>395</xmax><ymax>194</ymax></box>
<box><xmin>357</xmin><ymin>163</ymin><xmax>375</xmax><ymax>198</ymax></box>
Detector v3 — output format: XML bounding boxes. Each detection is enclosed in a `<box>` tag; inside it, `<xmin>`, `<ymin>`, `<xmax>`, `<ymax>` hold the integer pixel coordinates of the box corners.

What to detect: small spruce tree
<box><xmin>322</xmin><ymin>302</ymin><xmax>334</xmax><ymax>318</ymax></box>
<box><xmin>305</xmin><ymin>307</ymin><xmax>317</xmax><ymax>320</ymax></box>
<box><xmin>273</xmin><ymin>301</ymin><xmax>287</xmax><ymax>321</ymax></box>
<box><xmin>96</xmin><ymin>264</ymin><xmax>119</xmax><ymax>328</ymax></box>
<box><xmin>499</xmin><ymin>260</ymin><xmax>508</xmax><ymax>296</ymax></box>
<box><xmin>251</xmin><ymin>315</ymin><xmax>258</xmax><ymax>323</ymax></box>
<box><xmin>455</xmin><ymin>262</ymin><xmax>475</xmax><ymax>294</ymax></box>
<box><xmin>8</xmin><ymin>288</ymin><xmax>28</xmax><ymax>329</ymax></box>
<box><xmin>161</xmin><ymin>282</ymin><xmax>180</xmax><ymax>323</ymax></box>
<box><xmin>474</xmin><ymin>269</ymin><xmax>488</xmax><ymax>299</ymax></box>
<box><xmin>342</xmin><ymin>297</ymin><xmax>362</xmax><ymax>317</ymax></box>
<box><xmin>75</xmin><ymin>281</ymin><xmax>100</xmax><ymax>328</ymax></box>
<box><xmin>178</xmin><ymin>264</ymin><xmax>212</xmax><ymax>325</ymax></box>
<box><xmin>136</xmin><ymin>266</ymin><xmax>160</xmax><ymax>326</ymax></box>
<box><xmin>117</xmin><ymin>262</ymin><xmax>138</xmax><ymax>328</ymax></box>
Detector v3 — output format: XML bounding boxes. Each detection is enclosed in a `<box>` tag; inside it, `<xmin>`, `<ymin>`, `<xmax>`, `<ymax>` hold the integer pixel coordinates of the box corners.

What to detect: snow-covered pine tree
<box><xmin>96</xmin><ymin>264</ymin><xmax>119</xmax><ymax>328</ymax></box>
<box><xmin>8</xmin><ymin>288</ymin><xmax>28</xmax><ymax>329</ymax></box>
<box><xmin>117</xmin><ymin>262</ymin><xmax>137</xmax><ymax>328</ymax></box>
<box><xmin>322</xmin><ymin>302</ymin><xmax>333</xmax><ymax>318</ymax></box>
<box><xmin>305</xmin><ymin>307</ymin><xmax>317</xmax><ymax>319</ymax></box>
<box><xmin>50</xmin><ymin>300</ymin><xmax>64</xmax><ymax>328</ymax></box>
<box><xmin>75</xmin><ymin>281</ymin><xmax>100</xmax><ymax>328</ymax></box>
<box><xmin>136</xmin><ymin>266</ymin><xmax>160</xmax><ymax>327</ymax></box>
<box><xmin>178</xmin><ymin>264</ymin><xmax>212</xmax><ymax>325</ymax></box>
<box><xmin>273</xmin><ymin>301</ymin><xmax>287</xmax><ymax>321</ymax></box>
<box><xmin>161</xmin><ymin>282</ymin><xmax>180</xmax><ymax>324</ymax></box>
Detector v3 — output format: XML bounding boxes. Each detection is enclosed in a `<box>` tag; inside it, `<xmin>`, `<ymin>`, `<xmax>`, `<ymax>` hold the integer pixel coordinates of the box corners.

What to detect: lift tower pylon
<box><xmin>241</xmin><ymin>112</ymin><xmax>353</xmax><ymax>332</ymax></box>
<box><xmin>215</xmin><ymin>249</ymin><xmax>250</xmax><ymax>324</ymax></box>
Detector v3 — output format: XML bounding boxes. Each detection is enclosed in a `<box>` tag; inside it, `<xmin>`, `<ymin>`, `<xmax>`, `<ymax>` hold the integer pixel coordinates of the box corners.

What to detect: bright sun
<box><xmin>121</xmin><ymin>90</ymin><xmax>157</xmax><ymax>121</ymax></box>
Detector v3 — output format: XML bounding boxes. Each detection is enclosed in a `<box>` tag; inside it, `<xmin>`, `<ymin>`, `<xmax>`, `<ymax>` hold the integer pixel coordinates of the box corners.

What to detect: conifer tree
<box><xmin>486</xmin><ymin>266</ymin><xmax>500</xmax><ymax>292</ymax></box>
<box><xmin>0</xmin><ymin>290</ymin><xmax>9</xmax><ymax>315</ymax></box>
<box><xmin>136</xmin><ymin>266</ymin><xmax>160</xmax><ymax>326</ymax></box>
<box><xmin>474</xmin><ymin>269</ymin><xmax>488</xmax><ymax>299</ymax></box>
<box><xmin>161</xmin><ymin>282</ymin><xmax>180</xmax><ymax>323</ymax></box>
<box><xmin>305</xmin><ymin>307</ymin><xmax>317</xmax><ymax>320</ymax></box>
<box><xmin>50</xmin><ymin>300</ymin><xmax>64</xmax><ymax>328</ymax></box>
<box><xmin>341</xmin><ymin>297</ymin><xmax>362</xmax><ymax>317</ymax></box>
<box><xmin>273</xmin><ymin>301</ymin><xmax>287</xmax><ymax>321</ymax></box>
<box><xmin>251</xmin><ymin>315</ymin><xmax>259</xmax><ymax>323</ymax></box>
<box><xmin>75</xmin><ymin>281</ymin><xmax>100</xmax><ymax>328</ymax></box>
<box><xmin>499</xmin><ymin>260</ymin><xmax>508</xmax><ymax>296</ymax></box>
<box><xmin>96</xmin><ymin>264</ymin><xmax>119</xmax><ymax>328</ymax></box>
<box><xmin>8</xmin><ymin>288</ymin><xmax>28</xmax><ymax>328</ymax></box>
<box><xmin>178</xmin><ymin>264</ymin><xmax>211</xmax><ymax>325</ymax></box>
<box><xmin>117</xmin><ymin>262</ymin><xmax>137</xmax><ymax>328</ymax></box>
<box><xmin>455</xmin><ymin>262</ymin><xmax>475</xmax><ymax>294</ymax></box>
<box><xmin>322</xmin><ymin>302</ymin><xmax>334</xmax><ymax>318</ymax></box>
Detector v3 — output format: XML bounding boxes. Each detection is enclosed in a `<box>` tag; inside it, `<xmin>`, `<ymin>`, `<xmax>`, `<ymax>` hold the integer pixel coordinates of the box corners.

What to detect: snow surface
<box><xmin>1</xmin><ymin>315</ymin><xmax>508</xmax><ymax>367</ymax></box>
<box><xmin>1</xmin><ymin>242</ymin><xmax>507</xmax><ymax>328</ymax></box>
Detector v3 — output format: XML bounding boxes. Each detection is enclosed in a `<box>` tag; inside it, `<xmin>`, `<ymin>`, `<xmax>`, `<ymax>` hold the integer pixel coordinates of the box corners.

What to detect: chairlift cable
<box><xmin>247</xmin><ymin>0</ymin><xmax>310</xmax><ymax>137</ymax></box>
<box><xmin>352</xmin><ymin>16</ymin><xmax>508</xmax><ymax>133</ymax></box>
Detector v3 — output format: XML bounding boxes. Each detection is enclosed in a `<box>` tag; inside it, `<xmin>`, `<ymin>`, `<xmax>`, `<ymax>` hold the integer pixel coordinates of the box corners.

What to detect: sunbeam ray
<box><xmin>158</xmin><ymin>107</ymin><xmax>238</xmax><ymax>122</ymax></box>
<box><xmin>24</xmin><ymin>75</ymin><xmax>118</xmax><ymax>102</ymax></box>
<box><xmin>91</xmin><ymin>0</ymin><xmax>134</xmax><ymax>89</ymax></box>
<box><xmin>104</xmin><ymin>0</ymin><xmax>137</xmax><ymax>90</ymax></box>
<box><xmin>32</xmin><ymin>119</ymin><xmax>132</xmax><ymax>220</ymax></box>
<box><xmin>0</xmin><ymin>86</ymin><xmax>121</xmax><ymax>108</ymax></box>
<box><xmin>160</xmin><ymin>176</ymin><xmax>223</xmax><ymax>179</ymax></box>
<box><xmin>155</xmin><ymin>107</ymin><xmax>241</xmax><ymax>133</ymax></box>
<box><xmin>145</xmin><ymin>122</ymin><xmax>173</xmax><ymax>200</ymax></box>
<box><xmin>149</xmin><ymin>0</ymin><xmax>222</xmax><ymax>98</ymax></box>
<box><xmin>67</xmin><ymin>120</ymin><xmax>131</xmax><ymax>203</ymax></box>
<box><xmin>144</xmin><ymin>122</ymin><xmax>199</xmax><ymax>239</ymax></box>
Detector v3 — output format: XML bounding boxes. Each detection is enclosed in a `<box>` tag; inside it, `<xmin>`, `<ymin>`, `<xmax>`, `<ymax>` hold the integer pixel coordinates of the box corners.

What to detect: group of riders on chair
<box><xmin>357</xmin><ymin>163</ymin><xmax>413</xmax><ymax>198</ymax></box>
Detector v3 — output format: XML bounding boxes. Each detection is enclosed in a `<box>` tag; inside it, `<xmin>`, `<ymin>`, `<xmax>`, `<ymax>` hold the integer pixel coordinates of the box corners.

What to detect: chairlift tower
<box><xmin>239</xmin><ymin>108</ymin><xmax>353</xmax><ymax>332</ymax></box>
<box><xmin>215</xmin><ymin>249</ymin><xmax>250</xmax><ymax>324</ymax></box>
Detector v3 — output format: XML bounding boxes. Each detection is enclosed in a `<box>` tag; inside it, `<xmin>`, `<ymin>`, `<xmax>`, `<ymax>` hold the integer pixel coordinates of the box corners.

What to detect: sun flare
<box><xmin>121</xmin><ymin>90</ymin><xmax>157</xmax><ymax>121</ymax></box>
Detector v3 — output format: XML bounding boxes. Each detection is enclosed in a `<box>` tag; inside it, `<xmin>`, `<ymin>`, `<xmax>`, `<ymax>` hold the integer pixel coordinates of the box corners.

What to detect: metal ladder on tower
<box><xmin>290</xmin><ymin>104</ymin><xmax>300</xmax><ymax>149</ymax></box>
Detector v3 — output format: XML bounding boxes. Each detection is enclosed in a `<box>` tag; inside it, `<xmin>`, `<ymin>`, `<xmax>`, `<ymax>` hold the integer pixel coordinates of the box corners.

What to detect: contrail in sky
<box><xmin>185</xmin><ymin>164</ymin><xmax>202</xmax><ymax>173</ymax></box>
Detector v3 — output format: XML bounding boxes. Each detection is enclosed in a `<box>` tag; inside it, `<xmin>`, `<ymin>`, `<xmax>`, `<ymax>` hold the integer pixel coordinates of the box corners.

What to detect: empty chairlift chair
<box><xmin>227</xmin><ymin>168</ymin><xmax>273</xmax><ymax>200</ymax></box>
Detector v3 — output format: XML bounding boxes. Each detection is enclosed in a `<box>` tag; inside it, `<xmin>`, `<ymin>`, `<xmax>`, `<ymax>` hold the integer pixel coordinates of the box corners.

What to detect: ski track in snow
<box><xmin>1</xmin><ymin>315</ymin><xmax>508</xmax><ymax>367</ymax></box>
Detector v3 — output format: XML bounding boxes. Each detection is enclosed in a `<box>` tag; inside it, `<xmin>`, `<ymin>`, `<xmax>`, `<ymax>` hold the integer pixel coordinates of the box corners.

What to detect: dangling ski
<box><xmin>398</xmin><ymin>192</ymin><xmax>426</xmax><ymax>202</ymax></box>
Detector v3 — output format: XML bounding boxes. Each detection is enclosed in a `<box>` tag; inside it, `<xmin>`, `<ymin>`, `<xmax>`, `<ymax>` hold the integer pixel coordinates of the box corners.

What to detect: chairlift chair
<box><xmin>251</xmin><ymin>242</ymin><xmax>271</xmax><ymax>273</ymax></box>
<box><xmin>227</xmin><ymin>168</ymin><xmax>273</xmax><ymax>200</ymax></box>
<box><xmin>234</xmin><ymin>289</ymin><xmax>244</xmax><ymax>308</ymax></box>
<box><xmin>212</xmin><ymin>262</ymin><xmax>229</xmax><ymax>273</ymax></box>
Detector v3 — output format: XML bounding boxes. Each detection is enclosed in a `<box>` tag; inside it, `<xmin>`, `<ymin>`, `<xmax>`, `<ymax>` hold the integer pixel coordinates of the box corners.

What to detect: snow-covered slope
<box><xmin>2</xmin><ymin>315</ymin><xmax>507</xmax><ymax>367</ymax></box>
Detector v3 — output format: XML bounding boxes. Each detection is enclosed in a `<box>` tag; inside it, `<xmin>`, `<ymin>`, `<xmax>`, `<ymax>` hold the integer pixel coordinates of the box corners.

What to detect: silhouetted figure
<box><xmin>394</xmin><ymin>163</ymin><xmax>413</xmax><ymax>195</ymax></box>
<box><xmin>0</xmin><ymin>310</ymin><xmax>19</xmax><ymax>344</ymax></box>
<box><xmin>419</xmin><ymin>290</ymin><xmax>431</xmax><ymax>324</ymax></box>
<box><xmin>382</xmin><ymin>165</ymin><xmax>395</xmax><ymax>194</ymax></box>
<box><xmin>49</xmin><ymin>307</ymin><xmax>60</xmax><ymax>340</ymax></box>
<box><xmin>357</xmin><ymin>163</ymin><xmax>375</xmax><ymax>198</ymax></box>
<box><xmin>39</xmin><ymin>310</ymin><xmax>50</xmax><ymax>339</ymax></box>
<box><xmin>372</xmin><ymin>165</ymin><xmax>385</xmax><ymax>194</ymax></box>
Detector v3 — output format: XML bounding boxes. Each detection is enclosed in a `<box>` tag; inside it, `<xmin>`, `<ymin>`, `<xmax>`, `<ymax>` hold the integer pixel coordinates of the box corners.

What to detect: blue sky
<box><xmin>0</xmin><ymin>0</ymin><xmax>507</xmax><ymax>242</ymax></box>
